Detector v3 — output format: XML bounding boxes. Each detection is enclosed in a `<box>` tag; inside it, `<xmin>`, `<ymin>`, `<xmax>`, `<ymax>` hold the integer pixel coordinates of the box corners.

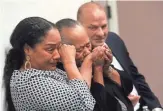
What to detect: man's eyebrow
<box><xmin>89</xmin><ymin>24</ymin><xmax>96</xmax><ymax>27</ymax></box>
<box><xmin>45</xmin><ymin>43</ymin><xmax>57</xmax><ymax>46</ymax></box>
<box><xmin>77</xmin><ymin>42</ymin><xmax>90</xmax><ymax>49</ymax></box>
<box><xmin>77</xmin><ymin>45</ymin><xmax>85</xmax><ymax>49</ymax></box>
<box><xmin>86</xmin><ymin>41</ymin><xmax>91</xmax><ymax>44</ymax></box>
<box><xmin>102</xmin><ymin>24</ymin><xmax>107</xmax><ymax>27</ymax></box>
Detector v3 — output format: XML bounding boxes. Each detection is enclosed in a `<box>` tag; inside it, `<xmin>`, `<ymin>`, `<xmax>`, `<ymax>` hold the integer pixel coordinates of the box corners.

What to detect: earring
<box><xmin>25</xmin><ymin>56</ymin><xmax>31</xmax><ymax>69</ymax></box>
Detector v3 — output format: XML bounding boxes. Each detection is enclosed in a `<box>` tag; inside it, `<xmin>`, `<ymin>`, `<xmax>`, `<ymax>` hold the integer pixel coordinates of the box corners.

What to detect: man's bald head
<box><xmin>77</xmin><ymin>2</ymin><xmax>106</xmax><ymax>23</ymax></box>
<box><xmin>56</xmin><ymin>18</ymin><xmax>81</xmax><ymax>44</ymax></box>
<box><xmin>77</xmin><ymin>2</ymin><xmax>109</xmax><ymax>47</ymax></box>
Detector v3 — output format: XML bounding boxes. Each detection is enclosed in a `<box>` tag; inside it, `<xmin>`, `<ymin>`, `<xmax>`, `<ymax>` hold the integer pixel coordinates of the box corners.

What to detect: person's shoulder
<box><xmin>11</xmin><ymin>69</ymin><xmax>49</xmax><ymax>83</ymax></box>
<box><xmin>11</xmin><ymin>68</ymin><xmax>67</xmax><ymax>85</ymax></box>
<box><xmin>108</xmin><ymin>32</ymin><xmax>122</xmax><ymax>41</ymax></box>
<box><xmin>106</xmin><ymin>32</ymin><xmax>124</xmax><ymax>44</ymax></box>
<box><xmin>108</xmin><ymin>32</ymin><xmax>119</xmax><ymax>37</ymax></box>
<box><xmin>11</xmin><ymin>69</ymin><xmax>41</xmax><ymax>83</ymax></box>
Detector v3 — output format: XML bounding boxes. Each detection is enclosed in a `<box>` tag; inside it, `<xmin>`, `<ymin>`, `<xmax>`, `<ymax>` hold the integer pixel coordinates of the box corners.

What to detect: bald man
<box><xmin>77</xmin><ymin>2</ymin><xmax>162</xmax><ymax>111</ymax></box>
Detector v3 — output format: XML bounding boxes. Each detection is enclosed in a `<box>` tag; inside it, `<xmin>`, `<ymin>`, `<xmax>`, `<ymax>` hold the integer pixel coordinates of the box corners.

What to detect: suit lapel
<box><xmin>106</xmin><ymin>35</ymin><xmax>130</xmax><ymax>74</ymax></box>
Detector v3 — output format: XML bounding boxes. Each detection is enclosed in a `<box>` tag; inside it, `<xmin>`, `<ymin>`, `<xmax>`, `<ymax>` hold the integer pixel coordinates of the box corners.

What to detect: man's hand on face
<box><xmin>91</xmin><ymin>46</ymin><xmax>106</xmax><ymax>67</ymax></box>
<box><xmin>103</xmin><ymin>43</ymin><xmax>113</xmax><ymax>63</ymax></box>
<box><xmin>102</xmin><ymin>44</ymin><xmax>122</xmax><ymax>85</ymax></box>
<box><xmin>102</xmin><ymin>43</ymin><xmax>113</xmax><ymax>75</ymax></box>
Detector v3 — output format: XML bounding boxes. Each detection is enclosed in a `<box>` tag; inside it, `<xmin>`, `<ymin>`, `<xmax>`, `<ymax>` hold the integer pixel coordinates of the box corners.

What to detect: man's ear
<box><xmin>24</xmin><ymin>44</ymin><xmax>32</xmax><ymax>56</ymax></box>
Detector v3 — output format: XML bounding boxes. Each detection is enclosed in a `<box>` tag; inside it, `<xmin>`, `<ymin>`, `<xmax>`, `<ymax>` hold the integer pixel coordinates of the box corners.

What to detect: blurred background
<box><xmin>0</xmin><ymin>0</ymin><xmax>163</xmax><ymax>110</ymax></box>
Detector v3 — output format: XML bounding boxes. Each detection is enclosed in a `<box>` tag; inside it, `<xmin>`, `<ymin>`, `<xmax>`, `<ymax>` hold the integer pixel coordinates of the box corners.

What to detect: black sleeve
<box><xmin>116</xmin><ymin>69</ymin><xmax>133</xmax><ymax>96</ymax></box>
<box><xmin>91</xmin><ymin>82</ymin><xmax>107</xmax><ymax>111</ymax></box>
<box><xmin>91</xmin><ymin>82</ymin><xmax>122</xmax><ymax>111</ymax></box>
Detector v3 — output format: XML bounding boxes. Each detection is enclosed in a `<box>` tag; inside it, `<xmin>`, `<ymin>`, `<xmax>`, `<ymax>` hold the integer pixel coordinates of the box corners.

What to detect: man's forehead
<box><xmin>76</xmin><ymin>41</ymin><xmax>90</xmax><ymax>49</ymax></box>
<box><xmin>83</xmin><ymin>9</ymin><xmax>107</xmax><ymax>23</ymax></box>
<box><xmin>61</xmin><ymin>26</ymin><xmax>89</xmax><ymax>42</ymax></box>
<box><xmin>86</xmin><ymin>18</ymin><xmax>107</xmax><ymax>28</ymax></box>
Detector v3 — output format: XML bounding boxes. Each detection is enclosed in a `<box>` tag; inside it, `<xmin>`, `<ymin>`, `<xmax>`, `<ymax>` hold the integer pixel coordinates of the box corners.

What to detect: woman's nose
<box><xmin>52</xmin><ymin>49</ymin><xmax>60</xmax><ymax>60</ymax></box>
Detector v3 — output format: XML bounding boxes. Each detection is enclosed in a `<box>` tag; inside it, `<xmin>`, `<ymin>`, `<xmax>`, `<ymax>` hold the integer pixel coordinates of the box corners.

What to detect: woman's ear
<box><xmin>24</xmin><ymin>44</ymin><xmax>32</xmax><ymax>56</ymax></box>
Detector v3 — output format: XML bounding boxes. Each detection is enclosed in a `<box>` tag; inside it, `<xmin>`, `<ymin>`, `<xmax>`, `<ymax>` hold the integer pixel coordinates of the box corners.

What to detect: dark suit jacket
<box><xmin>106</xmin><ymin>32</ymin><xmax>162</xmax><ymax>110</ymax></box>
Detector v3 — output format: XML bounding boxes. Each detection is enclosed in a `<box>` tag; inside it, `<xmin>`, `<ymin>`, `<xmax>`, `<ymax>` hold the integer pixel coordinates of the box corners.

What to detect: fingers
<box><xmin>102</xmin><ymin>43</ymin><xmax>112</xmax><ymax>54</ymax></box>
<box><xmin>58</xmin><ymin>43</ymin><xmax>76</xmax><ymax>63</ymax></box>
<box><xmin>105</xmin><ymin>49</ymin><xmax>112</xmax><ymax>62</ymax></box>
<box><xmin>92</xmin><ymin>47</ymin><xmax>105</xmax><ymax>59</ymax></box>
<box><xmin>91</xmin><ymin>47</ymin><xmax>105</xmax><ymax>66</ymax></box>
<box><xmin>101</xmin><ymin>44</ymin><xmax>113</xmax><ymax>61</ymax></box>
<box><xmin>128</xmin><ymin>95</ymin><xmax>140</xmax><ymax>100</ymax></box>
<box><xmin>59</xmin><ymin>43</ymin><xmax>75</xmax><ymax>51</ymax></box>
<box><xmin>93</xmin><ymin>46</ymin><xmax>112</xmax><ymax>61</ymax></box>
<box><xmin>128</xmin><ymin>95</ymin><xmax>141</xmax><ymax>106</ymax></box>
<box><xmin>102</xmin><ymin>43</ymin><xmax>109</xmax><ymax>49</ymax></box>
<box><xmin>59</xmin><ymin>43</ymin><xmax>72</xmax><ymax>48</ymax></box>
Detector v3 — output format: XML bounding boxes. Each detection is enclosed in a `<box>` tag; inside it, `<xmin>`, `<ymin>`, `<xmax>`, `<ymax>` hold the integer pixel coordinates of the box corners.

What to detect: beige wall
<box><xmin>117</xmin><ymin>1</ymin><xmax>163</xmax><ymax>106</ymax></box>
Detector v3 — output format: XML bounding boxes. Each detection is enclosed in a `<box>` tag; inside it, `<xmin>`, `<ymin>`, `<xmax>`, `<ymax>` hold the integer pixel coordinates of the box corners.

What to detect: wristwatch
<box><xmin>152</xmin><ymin>108</ymin><xmax>163</xmax><ymax>111</ymax></box>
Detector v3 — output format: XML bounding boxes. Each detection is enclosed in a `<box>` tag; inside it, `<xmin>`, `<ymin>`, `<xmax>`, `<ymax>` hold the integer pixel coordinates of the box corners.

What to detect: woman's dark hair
<box><xmin>3</xmin><ymin>17</ymin><xmax>56</xmax><ymax>111</ymax></box>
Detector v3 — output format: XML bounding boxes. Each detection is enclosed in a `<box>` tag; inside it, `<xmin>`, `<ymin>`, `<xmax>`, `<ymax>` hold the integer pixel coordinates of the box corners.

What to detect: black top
<box><xmin>91</xmin><ymin>69</ymin><xmax>134</xmax><ymax>111</ymax></box>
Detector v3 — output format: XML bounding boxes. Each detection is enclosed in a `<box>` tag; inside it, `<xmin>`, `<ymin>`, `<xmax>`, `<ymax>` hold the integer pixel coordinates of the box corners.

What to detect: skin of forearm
<box><xmin>80</xmin><ymin>55</ymin><xmax>93</xmax><ymax>88</ymax></box>
<box><xmin>112</xmin><ymin>70</ymin><xmax>121</xmax><ymax>86</ymax></box>
<box><xmin>93</xmin><ymin>66</ymin><xmax>104</xmax><ymax>86</ymax></box>
<box><xmin>106</xmin><ymin>67</ymin><xmax>121</xmax><ymax>86</ymax></box>
<box><xmin>64</xmin><ymin>62</ymin><xmax>84</xmax><ymax>80</ymax></box>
